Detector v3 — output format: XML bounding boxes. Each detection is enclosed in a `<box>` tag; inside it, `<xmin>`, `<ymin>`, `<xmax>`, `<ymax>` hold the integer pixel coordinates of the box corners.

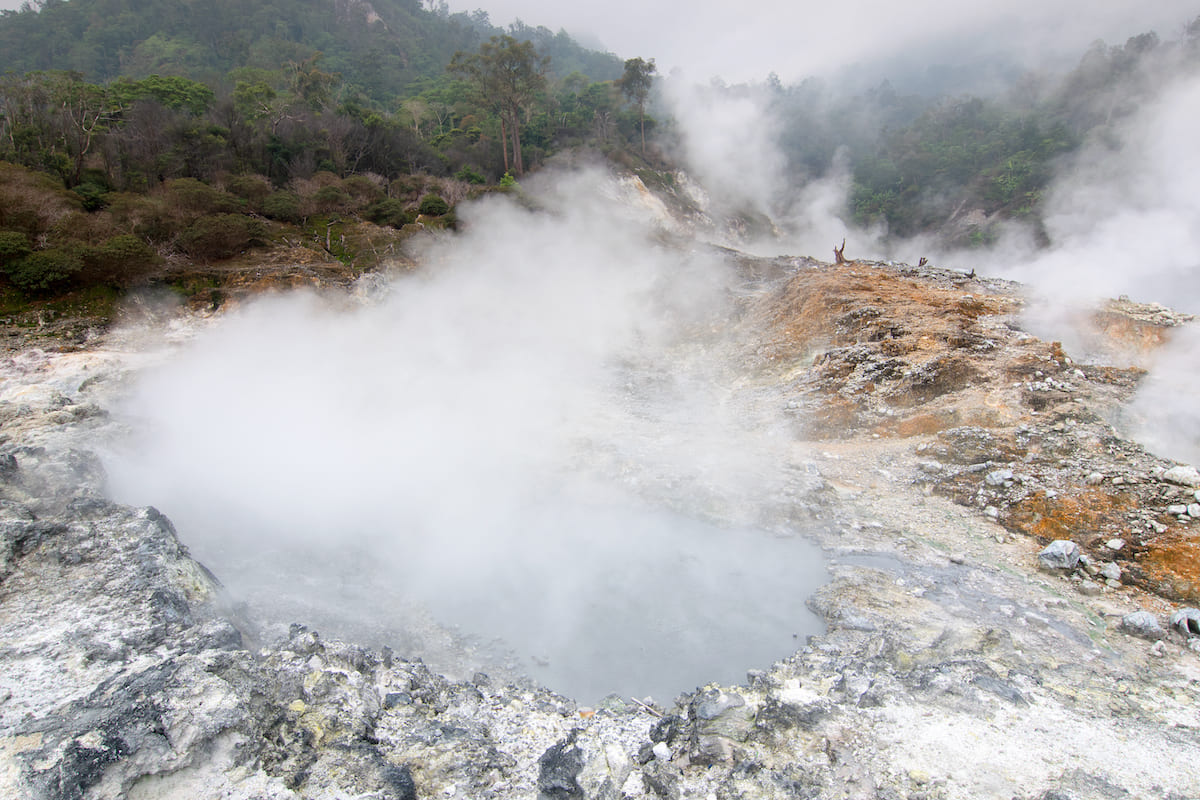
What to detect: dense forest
<box><xmin>762</xmin><ymin>21</ymin><xmax>1200</xmax><ymax>245</ymax></box>
<box><xmin>0</xmin><ymin>0</ymin><xmax>1198</xmax><ymax>302</ymax></box>
<box><xmin>0</xmin><ymin>0</ymin><xmax>661</xmax><ymax>299</ymax></box>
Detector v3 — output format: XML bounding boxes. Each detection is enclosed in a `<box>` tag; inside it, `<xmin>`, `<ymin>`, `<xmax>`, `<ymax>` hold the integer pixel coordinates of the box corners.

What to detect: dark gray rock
<box><xmin>1120</xmin><ymin>611</ymin><xmax>1165</xmax><ymax>640</ymax></box>
<box><xmin>1038</xmin><ymin>540</ymin><xmax>1080</xmax><ymax>571</ymax></box>
<box><xmin>537</xmin><ymin>731</ymin><xmax>584</xmax><ymax>800</ymax></box>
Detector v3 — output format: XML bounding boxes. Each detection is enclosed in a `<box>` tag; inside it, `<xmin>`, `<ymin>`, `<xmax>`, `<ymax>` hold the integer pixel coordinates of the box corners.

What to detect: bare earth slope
<box><xmin>0</xmin><ymin>254</ymin><xmax>1197</xmax><ymax>799</ymax></box>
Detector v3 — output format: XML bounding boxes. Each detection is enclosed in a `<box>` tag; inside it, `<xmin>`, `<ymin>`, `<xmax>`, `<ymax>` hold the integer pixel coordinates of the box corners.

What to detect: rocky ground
<box><xmin>0</xmin><ymin>249</ymin><xmax>1199</xmax><ymax>800</ymax></box>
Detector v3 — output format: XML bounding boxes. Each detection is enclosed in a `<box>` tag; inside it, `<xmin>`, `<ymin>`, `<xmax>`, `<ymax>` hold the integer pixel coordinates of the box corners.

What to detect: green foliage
<box><xmin>312</xmin><ymin>184</ymin><xmax>352</xmax><ymax>213</ymax></box>
<box><xmin>164</xmin><ymin>178</ymin><xmax>242</xmax><ymax>214</ymax></box>
<box><xmin>418</xmin><ymin>193</ymin><xmax>450</xmax><ymax>216</ymax></box>
<box><xmin>88</xmin><ymin>233</ymin><xmax>160</xmax><ymax>284</ymax></box>
<box><xmin>364</xmin><ymin>198</ymin><xmax>411</xmax><ymax>227</ymax></box>
<box><xmin>262</xmin><ymin>191</ymin><xmax>304</xmax><ymax>223</ymax></box>
<box><xmin>73</xmin><ymin>182</ymin><xmax>110</xmax><ymax>211</ymax></box>
<box><xmin>0</xmin><ymin>231</ymin><xmax>34</xmax><ymax>266</ymax></box>
<box><xmin>226</xmin><ymin>174</ymin><xmax>273</xmax><ymax>203</ymax></box>
<box><xmin>2</xmin><ymin>247</ymin><xmax>85</xmax><ymax>293</ymax></box>
<box><xmin>340</xmin><ymin>175</ymin><xmax>383</xmax><ymax>203</ymax></box>
<box><xmin>0</xmin><ymin>0</ymin><xmax>618</xmax><ymax>113</ymax></box>
<box><xmin>454</xmin><ymin>165</ymin><xmax>486</xmax><ymax>185</ymax></box>
<box><xmin>449</xmin><ymin>34</ymin><xmax>549</xmax><ymax>175</ymax></box>
<box><xmin>111</xmin><ymin>75</ymin><xmax>214</xmax><ymax>114</ymax></box>
<box><xmin>176</xmin><ymin>214</ymin><xmax>265</xmax><ymax>260</ymax></box>
<box><xmin>498</xmin><ymin>171</ymin><xmax>517</xmax><ymax>188</ymax></box>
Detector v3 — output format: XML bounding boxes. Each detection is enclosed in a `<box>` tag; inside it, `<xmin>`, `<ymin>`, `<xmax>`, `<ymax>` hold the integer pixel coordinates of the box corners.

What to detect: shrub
<box><xmin>341</xmin><ymin>175</ymin><xmax>384</xmax><ymax>204</ymax></box>
<box><xmin>177</xmin><ymin>214</ymin><xmax>265</xmax><ymax>260</ymax></box>
<box><xmin>0</xmin><ymin>231</ymin><xmax>33</xmax><ymax>266</ymax></box>
<box><xmin>312</xmin><ymin>185</ymin><xmax>352</xmax><ymax>213</ymax></box>
<box><xmin>73</xmin><ymin>182</ymin><xmax>110</xmax><ymax>211</ymax></box>
<box><xmin>164</xmin><ymin>178</ymin><xmax>243</xmax><ymax>215</ymax></box>
<box><xmin>225</xmin><ymin>174</ymin><xmax>272</xmax><ymax>204</ymax></box>
<box><xmin>364</xmin><ymin>198</ymin><xmax>411</xmax><ymax>228</ymax></box>
<box><xmin>454</xmin><ymin>166</ymin><xmax>486</xmax><ymax>185</ymax></box>
<box><xmin>2</xmin><ymin>247</ymin><xmax>85</xmax><ymax>292</ymax></box>
<box><xmin>87</xmin><ymin>234</ymin><xmax>161</xmax><ymax>285</ymax></box>
<box><xmin>418</xmin><ymin>193</ymin><xmax>450</xmax><ymax>216</ymax></box>
<box><xmin>262</xmin><ymin>191</ymin><xmax>303</xmax><ymax>223</ymax></box>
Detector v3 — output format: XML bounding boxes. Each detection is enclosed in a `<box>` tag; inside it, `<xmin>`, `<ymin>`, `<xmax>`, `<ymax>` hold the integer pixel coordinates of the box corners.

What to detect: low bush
<box><xmin>164</xmin><ymin>178</ymin><xmax>243</xmax><ymax>215</ymax></box>
<box><xmin>364</xmin><ymin>198</ymin><xmax>411</xmax><ymax>228</ymax></box>
<box><xmin>262</xmin><ymin>191</ymin><xmax>303</xmax><ymax>223</ymax></box>
<box><xmin>86</xmin><ymin>234</ymin><xmax>161</xmax><ymax>285</ymax></box>
<box><xmin>226</xmin><ymin>174</ymin><xmax>273</xmax><ymax>204</ymax></box>
<box><xmin>0</xmin><ymin>231</ymin><xmax>33</xmax><ymax>266</ymax></box>
<box><xmin>418</xmin><ymin>193</ymin><xmax>450</xmax><ymax>216</ymax></box>
<box><xmin>312</xmin><ymin>185</ymin><xmax>352</xmax><ymax>213</ymax></box>
<box><xmin>177</xmin><ymin>214</ymin><xmax>265</xmax><ymax>260</ymax></box>
<box><xmin>2</xmin><ymin>247</ymin><xmax>86</xmax><ymax>293</ymax></box>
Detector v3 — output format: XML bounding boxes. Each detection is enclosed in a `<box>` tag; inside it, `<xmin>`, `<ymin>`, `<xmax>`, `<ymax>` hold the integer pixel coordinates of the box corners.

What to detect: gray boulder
<box><xmin>1120</xmin><ymin>611</ymin><xmax>1165</xmax><ymax>640</ymax></box>
<box><xmin>1038</xmin><ymin>540</ymin><xmax>1081</xmax><ymax>571</ymax></box>
<box><xmin>1162</xmin><ymin>465</ymin><xmax>1200</xmax><ymax>488</ymax></box>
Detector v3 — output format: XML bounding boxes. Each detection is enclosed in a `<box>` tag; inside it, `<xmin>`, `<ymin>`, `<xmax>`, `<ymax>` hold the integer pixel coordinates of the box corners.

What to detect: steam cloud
<box><xmin>104</xmin><ymin>169</ymin><xmax>824</xmax><ymax>702</ymax></box>
<box><xmin>446</xmin><ymin>0</ymin><xmax>1195</xmax><ymax>82</ymax></box>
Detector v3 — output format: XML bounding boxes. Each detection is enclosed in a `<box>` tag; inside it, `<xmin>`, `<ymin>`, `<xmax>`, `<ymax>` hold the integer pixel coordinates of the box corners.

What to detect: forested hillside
<box><xmin>1</xmin><ymin>0</ymin><xmax>1198</xmax><ymax>304</ymax></box>
<box><xmin>0</xmin><ymin>0</ymin><xmax>636</xmax><ymax>193</ymax></box>
<box><xmin>0</xmin><ymin>0</ymin><xmax>664</xmax><ymax>301</ymax></box>
<box><xmin>768</xmin><ymin>22</ymin><xmax>1200</xmax><ymax>245</ymax></box>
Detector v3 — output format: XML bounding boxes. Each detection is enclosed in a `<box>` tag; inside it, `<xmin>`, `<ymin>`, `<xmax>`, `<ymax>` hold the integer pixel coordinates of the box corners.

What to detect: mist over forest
<box><xmin>0</xmin><ymin>0</ymin><xmax>1196</xmax><ymax>303</ymax></box>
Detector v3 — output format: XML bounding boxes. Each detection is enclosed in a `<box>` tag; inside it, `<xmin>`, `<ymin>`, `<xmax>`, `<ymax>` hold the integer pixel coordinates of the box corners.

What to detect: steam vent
<box><xmin>1</xmin><ymin>176</ymin><xmax>1199</xmax><ymax>799</ymax></box>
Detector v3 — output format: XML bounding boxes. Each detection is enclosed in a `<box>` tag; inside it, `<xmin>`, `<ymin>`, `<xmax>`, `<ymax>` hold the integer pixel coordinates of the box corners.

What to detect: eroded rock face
<box><xmin>3</xmin><ymin>256</ymin><xmax>1200</xmax><ymax>799</ymax></box>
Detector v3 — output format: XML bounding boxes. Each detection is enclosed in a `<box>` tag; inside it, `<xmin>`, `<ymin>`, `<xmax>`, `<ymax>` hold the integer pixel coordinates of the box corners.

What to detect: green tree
<box><xmin>617</xmin><ymin>56</ymin><xmax>655</xmax><ymax>154</ymax></box>
<box><xmin>449</xmin><ymin>35</ymin><xmax>548</xmax><ymax>176</ymax></box>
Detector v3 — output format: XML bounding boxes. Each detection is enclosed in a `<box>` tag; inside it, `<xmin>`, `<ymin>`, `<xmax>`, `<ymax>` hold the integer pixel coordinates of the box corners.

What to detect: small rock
<box><xmin>1170</xmin><ymin>608</ymin><xmax>1200</xmax><ymax>637</ymax></box>
<box><xmin>1099</xmin><ymin>562</ymin><xmax>1122</xmax><ymax>582</ymax></box>
<box><xmin>1038</xmin><ymin>540</ymin><xmax>1080</xmax><ymax>571</ymax></box>
<box><xmin>1189</xmin><ymin>504</ymin><xmax>1200</xmax><ymax>518</ymax></box>
<box><xmin>985</xmin><ymin>468</ymin><xmax>1014</xmax><ymax>487</ymax></box>
<box><xmin>1163</xmin><ymin>465</ymin><xmax>1200</xmax><ymax>488</ymax></box>
<box><xmin>1120</xmin><ymin>611</ymin><xmax>1165</xmax><ymax>640</ymax></box>
<box><xmin>984</xmin><ymin>506</ymin><xmax>999</xmax><ymax>519</ymax></box>
<box><xmin>1167</xmin><ymin>504</ymin><xmax>1189</xmax><ymax>516</ymax></box>
<box><xmin>652</xmin><ymin>742</ymin><xmax>671</xmax><ymax>761</ymax></box>
<box><xmin>1084</xmin><ymin>471</ymin><xmax>1105</xmax><ymax>486</ymax></box>
<box><xmin>1150</xmin><ymin>640</ymin><xmax>1166</xmax><ymax>658</ymax></box>
<box><xmin>1077</xmin><ymin>580</ymin><xmax>1103</xmax><ymax>596</ymax></box>
<box><xmin>1104</xmin><ymin>539</ymin><xmax>1125</xmax><ymax>551</ymax></box>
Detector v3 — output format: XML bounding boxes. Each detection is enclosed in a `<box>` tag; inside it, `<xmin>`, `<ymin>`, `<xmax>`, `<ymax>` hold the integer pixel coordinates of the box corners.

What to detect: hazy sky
<box><xmin>1</xmin><ymin>1</ymin><xmax>1194</xmax><ymax>82</ymax></box>
<box><xmin>449</xmin><ymin>0</ymin><xmax>1198</xmax><ymax>80</ymax></box>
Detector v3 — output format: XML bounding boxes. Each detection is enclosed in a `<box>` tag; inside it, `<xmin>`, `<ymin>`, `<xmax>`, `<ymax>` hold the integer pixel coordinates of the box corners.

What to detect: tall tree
<box><xmin>449</xmin><ymin>34</ymin><xmax>547</xmax><ymax>176</ymax></box>
<box><xmin>618</xmin><ymin>56</ymin><xmax>655</xmax><ymax>154</ymax></box>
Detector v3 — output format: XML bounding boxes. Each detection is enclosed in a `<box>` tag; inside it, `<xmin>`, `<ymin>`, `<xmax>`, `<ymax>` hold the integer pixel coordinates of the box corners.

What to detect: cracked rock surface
<box><xmin>1</xmin><ymin>255</ymin><xmax>1199</xmax><ymax>799</ymax></box>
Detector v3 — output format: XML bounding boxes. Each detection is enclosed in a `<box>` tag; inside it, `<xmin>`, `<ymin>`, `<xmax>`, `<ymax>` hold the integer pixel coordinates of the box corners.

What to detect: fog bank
<box><xmin>104</xmin><ymin>169</ymin><xmax>825</xmax><ymax>701</ymax></box>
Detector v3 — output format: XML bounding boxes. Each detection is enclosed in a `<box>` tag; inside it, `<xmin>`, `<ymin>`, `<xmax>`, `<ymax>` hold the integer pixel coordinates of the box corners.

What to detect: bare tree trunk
<box><xmin>499</xmin><ymin>115</ymin><xmax>510</xmax><ymax>174</ymax></box>
<box><xmin>834</xmin><ymin>239</ymin><xmax>847</xmax><ymax>264</ymax></box>
<box><xmin>511</xmin><ymin>112</ymin><xmax>523</xmax><ymax>176</ymax></box>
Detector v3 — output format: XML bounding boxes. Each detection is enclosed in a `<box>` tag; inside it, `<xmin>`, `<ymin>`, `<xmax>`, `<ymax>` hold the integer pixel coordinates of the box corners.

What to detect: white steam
<box><xmin>1007</xmin><ymin>74</ymin><xmax>1200</xmax><ymax>313</ymax></box>
<box><xmin>104</xmin><ymin>169</ymin><xmax>824</xmax><ymax>701</ymax></box>
<box><xmin>660</xmin><ymin>80</ymin><xmax>786</xmax><ymax>219</ymax></box>
<box><xmin>448</xmin><ymin>0</ymin><xmax>1194</xmax><ymax>83</ymax></box>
